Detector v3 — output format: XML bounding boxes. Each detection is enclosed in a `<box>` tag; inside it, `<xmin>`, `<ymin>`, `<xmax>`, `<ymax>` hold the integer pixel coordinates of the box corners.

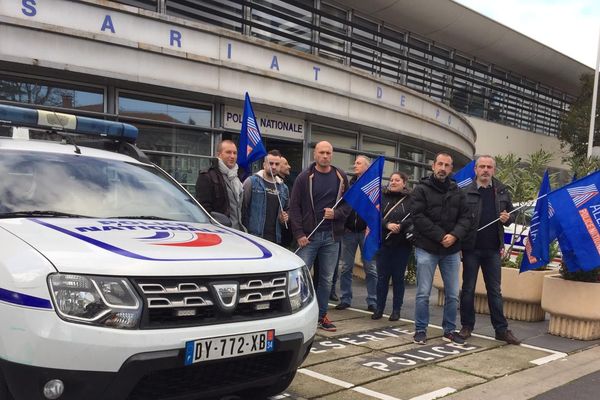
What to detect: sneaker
<box><xmin>388</xmin><ymin>311</ymin><xmax>400</xmax><ymax>321</ymax></box>
<box><xmin>329</xmin><ymin>293</ymin><xmax>339</xmax><ymax>302</ymax></box>
<box><xmin>495</xmin><ymin>329</ymin><xmax>521</xmax><ymax>345</ymax></box>
<box><xmin>367</xmin><ymin>304</ymin><xmax>377</xmax><ymax>312</ymax></box>
<box><xmin>371</xmin><ymin>310</ymin><xmax>383</xmax><ymax>320</ymax></box>
<box><xmin>335</xmin><ymin>302</ymin><xmax>351</xmax><ymax>310</ymax></box>
<box><xmin>318</xmin><ymin>314</ymin><xmax>337</xmax><ymax>332</ymax></box>
<box><xmin>443</xmin><ymin>331</ymin><xmax>466</xmax><ymax>345</ymax></box>
<box><xmin>458</xmin><ymin>326</ymin><xmax>473</xmax><ymax>340</ymax></box>
<box><xmin>413</xmin><ymin>331</ymin><xmax>427</xmax><ymax>345</ymax></box>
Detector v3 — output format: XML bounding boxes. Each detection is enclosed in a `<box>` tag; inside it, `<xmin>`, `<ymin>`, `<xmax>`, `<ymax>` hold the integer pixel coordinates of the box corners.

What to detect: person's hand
<box><xmin>441</xmin><ymin>234</ymin><xmax>457</xmax><ymax>248</ymax></box>
<box><xmin>499</xmin><ymin>210</ymin><xmax>510</xmax><ymax>224</ymax></box>
<box><xmin>279</xmin><ymin>211</ymin><xmax>289</xmax><ymax>223</ymax></box>
<box><xmin>323</xmin><ymin>208</ymin><xmax>335</xmax><ymax>220</ymax></box>
<box><xmin>386</xmin><ymin>223</ymin><xmax>401</xmax><ymax>234</ymax></box>
<box><xmin>297</xmin><ymin>236</ymin><xmax>310</xmax><ymax>248</ymax></box>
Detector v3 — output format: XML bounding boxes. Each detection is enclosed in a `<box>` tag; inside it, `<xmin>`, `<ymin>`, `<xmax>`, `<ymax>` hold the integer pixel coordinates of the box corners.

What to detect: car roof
<box><xmin>0</xmin><ymin>137</ymin><xmax>148</xmax><ymax>165</ymax></box>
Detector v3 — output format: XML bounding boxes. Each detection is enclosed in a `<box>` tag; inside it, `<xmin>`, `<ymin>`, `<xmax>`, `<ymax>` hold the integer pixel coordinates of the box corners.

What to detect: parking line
<box><xmin>353</xmin><ymin>386</ymin><xmax>402</xmax><ymax>400</ymax></box>
<box><xmin>297</xmin><ymin>368</ymin><xmax>353</xmax><ymax>388</ymax></box>
<box><xmin>409</xmin><ymin>387</ymin><xmax>456</xmax><ymax>400</ymax></box>
<box><xmin>298</xmin><ymin>368</ymin><xmax>402</xmax><ymax>400</ymax></box>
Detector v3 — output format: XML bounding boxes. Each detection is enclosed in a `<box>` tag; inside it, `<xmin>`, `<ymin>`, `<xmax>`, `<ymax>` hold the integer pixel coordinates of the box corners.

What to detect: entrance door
<box><xmin>262</xmin><ymin>137</ymin><xmax>303</xmax><ymax>192</ymax></box>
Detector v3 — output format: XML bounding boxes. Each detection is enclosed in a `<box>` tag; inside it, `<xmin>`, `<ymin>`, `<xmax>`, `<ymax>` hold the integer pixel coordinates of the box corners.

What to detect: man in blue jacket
<box><xmin>242</xmin><ymin>150</ymin><xmax>289</xmax><ymax>244</ymax></box>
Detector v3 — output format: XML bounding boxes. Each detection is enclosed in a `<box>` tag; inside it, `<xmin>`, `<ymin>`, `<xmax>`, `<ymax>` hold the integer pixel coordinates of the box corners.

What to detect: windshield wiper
<box><xmin>0</xmin><ymin>211</ymin><xmax>92</xmax><ymax>219</ymax></box>
<box><xmin>106</xmin><ymin>215</ymin><xmax>174</xmax><ymax>221</ymax></box>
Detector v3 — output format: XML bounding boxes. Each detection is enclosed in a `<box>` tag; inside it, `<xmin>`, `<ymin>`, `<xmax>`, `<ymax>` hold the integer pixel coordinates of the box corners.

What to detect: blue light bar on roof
<box><xmin>0</xmin><ymin>104</ymin><xmax>138</xmax><ymax>143</ymax></box>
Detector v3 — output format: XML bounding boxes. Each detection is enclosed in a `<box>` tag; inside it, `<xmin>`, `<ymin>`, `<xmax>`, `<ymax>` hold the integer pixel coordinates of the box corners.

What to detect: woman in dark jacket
<box><xmin>372</xmin><ymin>171</ymin><xmax>413</xmax><ymax>321</ymax></box>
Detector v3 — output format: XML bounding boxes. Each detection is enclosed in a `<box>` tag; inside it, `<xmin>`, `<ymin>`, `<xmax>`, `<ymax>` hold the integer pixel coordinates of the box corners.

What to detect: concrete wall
<box><xmin>467</xmin><ymin>116</ymin><xmax>567</xmax><ymax>169</ymax></box>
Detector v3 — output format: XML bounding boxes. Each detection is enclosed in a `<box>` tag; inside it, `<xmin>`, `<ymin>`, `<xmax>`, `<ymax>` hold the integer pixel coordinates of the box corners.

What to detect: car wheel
<box><xmin>240</xmin><ymin>370</ymin><xmax>297</xmax><ymax>399</ymax></box>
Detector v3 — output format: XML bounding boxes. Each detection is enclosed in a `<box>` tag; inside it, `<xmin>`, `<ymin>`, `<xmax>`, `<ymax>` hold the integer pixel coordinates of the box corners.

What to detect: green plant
<box><xmin>559</xmin><ymin>265</ymin><xmax>600</xmax><ymax>282</ymax></box>
<box><xmin>405</xmin><ymin>249</ymin><xmax>416</xmax><ymax>285</ymax></box>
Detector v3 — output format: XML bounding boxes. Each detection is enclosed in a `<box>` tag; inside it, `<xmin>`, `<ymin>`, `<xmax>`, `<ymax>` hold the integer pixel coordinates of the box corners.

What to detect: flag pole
<box><xmin>267</xmin><ymin>163</ymin><xmax>288</xmax><ymax>229</ymax></box>
<box><xmin>294</xmin><ymin>196</ymin><xmax>344</xmax><ymax>254</ymax></box>
<box><xmin>587</xmin><ymin>25</ymin><xmax>600</xmax><ymax>158</ymax></box>
<box><xmin>384</xmin><ymin>213</ymin><xmax>411</xmax><ymax>240</ymax></box>
<box><xmin>477</xmin><ymin>194</ymin><xmax>548</xmax><ymax>232</ymax></box>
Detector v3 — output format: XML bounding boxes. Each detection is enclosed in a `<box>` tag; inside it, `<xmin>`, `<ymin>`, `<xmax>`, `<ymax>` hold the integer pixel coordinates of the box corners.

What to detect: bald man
<box><xmin>289</xmin><ymin>141</ymin><xmax>350</xmax><ymax>332</ymax></box>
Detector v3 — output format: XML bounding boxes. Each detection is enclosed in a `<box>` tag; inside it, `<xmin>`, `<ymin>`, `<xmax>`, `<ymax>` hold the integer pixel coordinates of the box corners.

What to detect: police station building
<box><xmin>0</xmin><ymin>0</ymin><xmax>592</xmax><ymax>192</ymax></box>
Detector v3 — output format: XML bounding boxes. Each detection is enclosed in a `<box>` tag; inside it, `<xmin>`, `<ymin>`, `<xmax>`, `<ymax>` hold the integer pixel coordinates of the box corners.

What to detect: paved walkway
<box><xmin>276</xmin><ymin>279</ymin><xmax>600</xmax><ymax>400</ymax></box>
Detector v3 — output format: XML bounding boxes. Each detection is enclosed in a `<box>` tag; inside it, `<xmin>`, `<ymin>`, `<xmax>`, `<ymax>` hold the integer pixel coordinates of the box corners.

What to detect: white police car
<box><xmin>0</xmin><ymin>104</ymin><xmax>317</xmax><ymax>400</ymax></box>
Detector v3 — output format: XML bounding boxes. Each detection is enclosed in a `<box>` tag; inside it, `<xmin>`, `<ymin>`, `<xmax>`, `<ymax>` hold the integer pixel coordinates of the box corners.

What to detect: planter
<box><xmin>433</xmin><ymin>266</ymin><xmax>553</xmax><ymax>322</ymax></box>
<box><xmin>541</xmin><ymin>274</ymin><xmax>600</xmax><ymax>340</ymax></box>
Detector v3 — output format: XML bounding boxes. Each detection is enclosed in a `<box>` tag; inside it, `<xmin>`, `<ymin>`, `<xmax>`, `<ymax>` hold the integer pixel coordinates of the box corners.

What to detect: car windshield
<box><xmin>0</xmin><ymin>149</ymin><xmax>210</xmax><ymax>223</ymax></box>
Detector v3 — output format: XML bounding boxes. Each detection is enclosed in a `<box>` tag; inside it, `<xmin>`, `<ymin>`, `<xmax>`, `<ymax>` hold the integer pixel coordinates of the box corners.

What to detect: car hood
<box><xmin>0</xmin><ymin>218</ymin><xmax>303</xmax><ymax>276</ymax></box>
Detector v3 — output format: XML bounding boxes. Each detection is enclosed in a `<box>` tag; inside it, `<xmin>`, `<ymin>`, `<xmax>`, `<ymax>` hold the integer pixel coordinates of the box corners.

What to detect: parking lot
<box><xmin>265</xmin><ymin>281</ymin><xmax>600</xmax><ymax>400</ymax></box>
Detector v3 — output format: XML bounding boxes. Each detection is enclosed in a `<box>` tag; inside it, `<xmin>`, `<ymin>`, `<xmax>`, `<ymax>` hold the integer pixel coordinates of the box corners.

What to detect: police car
<box><xmin>0</xmin><ymin>104</ymin><xmax>317</xmax><ymax>400</ymax></box>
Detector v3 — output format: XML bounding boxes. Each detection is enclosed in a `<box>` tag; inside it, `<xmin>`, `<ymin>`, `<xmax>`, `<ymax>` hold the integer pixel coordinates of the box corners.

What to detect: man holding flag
<box><xmin>459</xmin><ymin>155</ymin><xmax>520</xmax><ymax>345</ymax></box>
<box><xmin>289</xmin><ymin>141</ymin><xmax>350</xmax><ymax>332</ymax></box>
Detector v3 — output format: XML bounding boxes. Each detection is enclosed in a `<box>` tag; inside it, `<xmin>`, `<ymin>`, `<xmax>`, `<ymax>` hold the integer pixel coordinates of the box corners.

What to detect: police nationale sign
<box><xmin>223</xmin><ymin>106</ymin><xmax>304</xmax><ymax>140</ymax></box>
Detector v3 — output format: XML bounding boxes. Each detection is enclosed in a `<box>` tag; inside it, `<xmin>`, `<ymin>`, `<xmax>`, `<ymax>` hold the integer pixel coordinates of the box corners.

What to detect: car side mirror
<box><xmin>210</xmin><ymin>211</ymin><xmax>232</xmax><ymax>227</ymax></box>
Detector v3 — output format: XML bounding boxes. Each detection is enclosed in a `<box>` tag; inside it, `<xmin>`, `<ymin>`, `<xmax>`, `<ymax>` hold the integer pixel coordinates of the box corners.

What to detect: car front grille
<box><xmin>131</xmin><ymin>272</ymin><xmax>291</xmax><ymax>329</ymax></box>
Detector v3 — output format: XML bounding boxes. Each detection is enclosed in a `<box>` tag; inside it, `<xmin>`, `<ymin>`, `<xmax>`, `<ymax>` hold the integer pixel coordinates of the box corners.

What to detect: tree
<box><xmin>559</xmin><ymin>73</ymin><xmax>600</xmax><ymax>159</ymax></box>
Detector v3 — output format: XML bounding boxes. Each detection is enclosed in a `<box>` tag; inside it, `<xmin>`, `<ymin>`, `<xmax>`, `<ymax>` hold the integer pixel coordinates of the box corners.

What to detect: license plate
<box><xmin>184</xmin><ymin>330</ymin><xmax>275</xmax><ymax>365</ymax></box>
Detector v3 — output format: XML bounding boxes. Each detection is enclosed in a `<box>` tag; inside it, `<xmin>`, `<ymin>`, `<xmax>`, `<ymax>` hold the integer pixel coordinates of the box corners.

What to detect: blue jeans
<box><xmin>460</xmin><ymin>249</ymin><xmax>508</xmax><ymax>333</ymax></box>
<box><xmin>376</xmin><ymin>245</ymin><xmax>411</xmax><ymax>312</ymax></box>
<box><xmin>339</xmin><ymin>231</ymin><xmax>377</xmax><ymax>307</ymax></box>
<box><xmin>297</xmin><ymin>231</ymin><xmax>340</xmax><ymax>318</ymax></box>
<box><xmin>414</xmin><ymin>247</ymin><xmax>460</xmax><ymax>334</ymax></box>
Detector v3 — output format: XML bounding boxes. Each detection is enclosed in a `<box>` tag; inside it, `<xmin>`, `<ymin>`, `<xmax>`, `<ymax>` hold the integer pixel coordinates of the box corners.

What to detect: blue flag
<box><xmin>343</xmin><ymin>156</ymin><xmax>384</xmax><ymax>261</ymax></box>
<box><xmin>545</xmin><ymin>170</ymin><xmax>600</xmax><ymax>272</ymax></box>
<box><xmin>237</xmin><ymin>92</ymin><xmax>267</xmax><ymax>171</ymax></box>
<box><xmin>520</xmin><ymin>170</ymin><xmax>551</xmax><ymax>272</ymax></box>
<box><xmin>452</xmin><ymin>160</ymin><xmax>476</xmax><ymax>188</ymax></box>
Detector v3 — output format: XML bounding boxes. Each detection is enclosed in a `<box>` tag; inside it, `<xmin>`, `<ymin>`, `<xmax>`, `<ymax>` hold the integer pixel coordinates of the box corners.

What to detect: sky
<box><xmin>454</xmin><ymin>0</ymin><xmax>600</xmax><ymax>69</ymax></box>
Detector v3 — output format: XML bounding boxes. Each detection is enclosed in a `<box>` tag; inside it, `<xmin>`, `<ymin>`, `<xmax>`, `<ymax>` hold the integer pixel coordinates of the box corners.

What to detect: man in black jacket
<box><xmin>458</xmin><ymin>155</ymin><xmax>520</xmax><ymax>345</ymax></box>
<box><xmin>412</xmin><ymin>153</ymin><xmax>471</xmax><ymax>345</ymax></box>
<box><xmin>195</xmin><ymin>140</ymin><xmax>245</xmax><ymax>230</ymax></box>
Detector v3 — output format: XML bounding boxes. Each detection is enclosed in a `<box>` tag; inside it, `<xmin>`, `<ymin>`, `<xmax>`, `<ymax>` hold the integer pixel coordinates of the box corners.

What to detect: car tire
<box><xmin>240</xmin><ymin>370</ymin><xmax>297</xmax><ymax>399</ymax></box>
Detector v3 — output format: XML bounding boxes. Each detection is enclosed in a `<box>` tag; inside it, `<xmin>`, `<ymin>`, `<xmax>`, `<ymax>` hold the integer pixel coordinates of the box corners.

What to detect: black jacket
<box><xmin>461</xmin><ymin>178</ymin><xmax>515</xmax><ymax>250</ymax></box>
<box><xmin>345</xmin><ymin>176</ymin><xmax>368</xmax><ymax>232</ymax></box>
<box><xmin>195</xmin><ymin>158</ymin><xmax>243</xmax><ymax>217</ymax></box>
<box><xmin>411</xmin><ymin>175</ymin><xmax>472</xmax><ymax>255</ymax></box>
<box><xmin>381</xmin><ymin>188</ymin><xmax>413</xmax><ymax>248</ymax></box>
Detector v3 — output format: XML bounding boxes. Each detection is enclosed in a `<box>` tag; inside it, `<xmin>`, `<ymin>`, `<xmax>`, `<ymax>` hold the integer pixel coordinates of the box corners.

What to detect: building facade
<box><xmin>0</xmin><ymin>0</ymin><xmax>591</xmax><ymax>193</ymax></box>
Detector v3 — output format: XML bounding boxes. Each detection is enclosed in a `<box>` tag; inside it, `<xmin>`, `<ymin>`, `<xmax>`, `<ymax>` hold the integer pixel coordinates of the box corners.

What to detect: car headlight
<box><xmin>288</xmin><ymin>266</ymin><xmax>314</xmax><ymax>313</ymax></box>
<box><xmin>48</xmin><ymin>273</ymin><xmax>141</xmax><ymax>329</ymax></box>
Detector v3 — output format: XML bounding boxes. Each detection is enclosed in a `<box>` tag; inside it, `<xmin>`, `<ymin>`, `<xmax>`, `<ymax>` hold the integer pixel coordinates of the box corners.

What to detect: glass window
<box><xmin>0</xmin><ymin>76</ymin><xmax>104</xmax><ymax>112</ymax></box>
<box><xmin>166</xmin><ymin>0</ymin><xmax>243</xmax><ymax>32</ymax></box>
<box><xmin>400</xmin><ymin>144</ymin><xmax>423</xmax><ymax>163</ymax></box>
<box><xmin>312</xmin><ymin>127</ymin><xmax>357</xmax><ymax>150</ymax></box>
<box><xmin>131</xmin><ymin>124</ymin><xmax>212</xmax><ymax>193</ymax></box>
<box><xmin>319</xmin><ymin>3</ymin><xmax>347</xmax><ymax>63</ymax></box>
<box><xmin>362</xmin><ymin>136</ymin><xmax>396</xmax><ymax>177</ymax></box>
<box><xmin>118</xmin><ymin>94</ymin><xmax>212</xmax><ymax>127</ymax></box>
<box><xmin>250</xmin><ymin>0</ymin><xmax>313</xmax><ymax>53</ymax></box>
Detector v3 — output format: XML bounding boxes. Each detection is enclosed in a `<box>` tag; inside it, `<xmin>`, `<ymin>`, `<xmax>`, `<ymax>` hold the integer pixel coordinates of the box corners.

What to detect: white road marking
<box><xmin>299</xmin><ymin>368</ymin><xmax>402</xmax><ymax>399</ymax></box>
<box><xmin>520</xmin><ymin>343</ymin><xmax>567</xmax><ymax>365</ymax></box>
<box><xmin>353</xmin><ymin>386</ymin><xmax>402</xmax><ymax>400</ymax></box>
<box><xmin>297</xmin><ymin>368</ymin><xmax>353</xmax><ymax>388</ymax></box>
<box><xmin>409</xmin><ymin>387</ymin><xmax>457</xmax><ymax>400</ymax></box>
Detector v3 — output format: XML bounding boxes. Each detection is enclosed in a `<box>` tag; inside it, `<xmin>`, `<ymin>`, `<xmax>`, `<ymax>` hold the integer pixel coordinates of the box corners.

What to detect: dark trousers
<box><xmin>460</xmin><ymin>249</ymin><xmax>508</xmax><ymax>333</ymax></box>
<box><xmin>376</xmin><ymin>245</ymin><xmax>411</xmax><ymax>312</ymax></box>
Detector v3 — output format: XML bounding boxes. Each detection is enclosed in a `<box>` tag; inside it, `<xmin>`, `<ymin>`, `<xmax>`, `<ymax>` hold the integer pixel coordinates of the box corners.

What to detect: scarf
<box><xmin>218</xmin><ymin>159</ymin><xmax>244</xmax><ymax>230</ymax></box>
